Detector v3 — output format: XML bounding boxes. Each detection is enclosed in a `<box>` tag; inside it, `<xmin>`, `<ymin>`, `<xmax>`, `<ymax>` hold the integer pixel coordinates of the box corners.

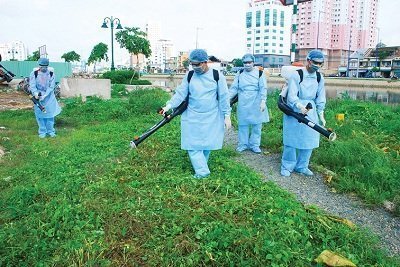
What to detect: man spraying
<box><xmin>280</xmin><ymin>50</ymin><xmax>327</xmax><ymax>177</ymax></box>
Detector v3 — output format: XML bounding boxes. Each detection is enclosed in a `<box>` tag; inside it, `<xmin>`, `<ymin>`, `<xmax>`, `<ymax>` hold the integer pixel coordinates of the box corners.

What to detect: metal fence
<box><xmin>0</xmin><ymin>61</ymin><xmax>72</xmax><ymax>83</ymax></box>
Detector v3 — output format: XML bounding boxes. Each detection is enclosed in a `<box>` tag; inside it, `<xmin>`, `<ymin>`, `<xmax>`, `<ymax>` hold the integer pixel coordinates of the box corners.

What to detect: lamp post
<box><xmin>101</xmin><ymin>16</ymin><xmax>123</xmax><ymax>71</ymax></box>
<box><xmin>346</xmin><ymin>19</ymin><xmax>353</xmax><ymax>77</ymax></box>
<box><xmin>316</xmin><ymin>10</ymin><xmax>326</xmax><ymax>50</ymax></box>
<box><xmin>375</xmin><ymin>27</ymin><xmax>380</xmax><ymax>77</ymax></box>
<box><xmin>195</xmin><ymin>27</ymin><xmax>202</xmax><ymax>49</ymax></box>
<box><xmin>252</xmin><ymin>29</ymin><xmax>256</xmax><ymax>55</ymax></box>
<box><xmin>8</xmin><ymin>48</ymin><xmax>18</xmax><ymax>60</ymax></box>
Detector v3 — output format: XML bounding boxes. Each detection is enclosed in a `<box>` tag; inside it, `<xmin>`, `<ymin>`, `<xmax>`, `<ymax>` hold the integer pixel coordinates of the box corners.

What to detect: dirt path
<box><xmin>224</xmin><ymin>129</ymin><xmax>400</xmax><ymax>257</ymax></box>
<box><xmin>0</xmin><ymin>88</ymin><xmax>32</xmax><ymax>111</ymax></box>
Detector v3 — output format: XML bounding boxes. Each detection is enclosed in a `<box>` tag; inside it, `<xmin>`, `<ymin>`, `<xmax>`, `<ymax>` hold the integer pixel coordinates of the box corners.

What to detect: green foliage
<box><xmin>0</xmin><ymin>90</ymin><xmax>399</xmax><ymax>266</ymax></box>
<box><xmin>313</xmin><ymin>99</ymin><xmax>400</xmax><ymax>207</ymax></box>
<box><xmin>232</xmin><ymin>58</ymin><xmax>244</xmax><ymax>67</ymax></box>
<box><xmin>102</xmin><ymin>70</ymin><xmax>138</xmax><ymax>84</ymax></box>
<box><xmin>371</xmin><ymin>66</ymin><xmax>380</xmax><ymax>72</ymax></box>
<box><xmin>115</xmin><ymin>27</ymin><xmax>151</xmax><ymax>68</ymax></box>
<box><xmin>130</xmin><ymin>79</ymin><xmax>151</xmax><ymax>85</ymax></box>
<box><xmin>261</xmin><ymin>91</ymin><xmax>400</xmax><ymax>211</ymax></box>
<box><xmin>182</xmin><ymin>59</ymin><xmax>189</xmax><ymax>69</ymax></box>
<box><xmin>88</xmin><ymin>42</ymin><xmax>108</xmax><ymax>65</ymax></box>
<box><xmin>61</xmin><ymin>51</ymin><xmax>81</xmax><ymax>62</ymax></box>
<box><xmin>26</xmin><ymin>50</ymin><xmax>40</xmax><ymax>61</ymax></box>
<box><xmin>111</xmin><ymin>84</ymin><xmax>128</xmax><ymax>98</ymax></box>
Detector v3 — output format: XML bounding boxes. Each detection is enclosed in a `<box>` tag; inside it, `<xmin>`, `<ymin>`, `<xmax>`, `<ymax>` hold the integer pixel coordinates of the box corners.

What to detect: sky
<box><xmin>1</xmin><ymin>0</ymin><xmax>398</xmax><ymax>65</ymax></box>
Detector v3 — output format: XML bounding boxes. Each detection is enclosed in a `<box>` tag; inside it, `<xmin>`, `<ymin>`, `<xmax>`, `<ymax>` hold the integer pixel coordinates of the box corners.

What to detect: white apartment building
<box><xmin>146</xmin><ymin>21</ymin><xmax>175</xmax><ymax>72</ymax></box>
<box><xmin>0</xmin><ymin>41</ymin><xmax>27</xmax><ymax>61</ymax></box>
<box><xmin>246</xmin><ymin>0</ymin><xmax>292</xmax><ymax>67</ymax></box>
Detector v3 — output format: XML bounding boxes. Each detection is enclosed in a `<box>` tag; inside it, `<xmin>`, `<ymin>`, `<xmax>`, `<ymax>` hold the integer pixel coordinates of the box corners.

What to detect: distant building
<box><xmin>146</xmin><ymin>21</ymin><xmax>175</xmax><ymax>72</ymax></box>
<box><xmin>245</xmin><ymin>0</ymin><xmax>292</xmax><ymax>68</ymax></box>
<box><xmin>0</xmin><ymin>40</ymin><xmax>27</xmax><ymax>61</ymax></box>
<box><xmin>295</xmin><ymin>0</ymin><xmax>379</xmax><ymax>71</ymax></box>
<box><xmin>348</xmin><ymin>46</ymin><xmax>400</xmax><ymax>78</ymax></box>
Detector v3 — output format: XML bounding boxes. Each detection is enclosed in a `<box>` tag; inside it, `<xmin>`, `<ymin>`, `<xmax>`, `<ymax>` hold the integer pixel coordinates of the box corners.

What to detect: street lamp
<box><xmin>252</xmin><ymin>29</ymin><xmax>256</xmax><ymax>56</ymax></box>
<box><xmin>8</xmin><ymin>48</ymin><xmax>18</xmax><ymax>60</ymax></box>
<box><xmin>195</xmin><ymin>27</ymin><xmax>202</xmax><ymax>49</ymax></box>
<box><xmin>375</xmin><ymin>27</ymin><xmax>380</xmax><ymax>77</ymax></box>
<box><xmin>101</xmin><ymin>16</ymin><xmax>123</xmax><ymax>71</ymax></box>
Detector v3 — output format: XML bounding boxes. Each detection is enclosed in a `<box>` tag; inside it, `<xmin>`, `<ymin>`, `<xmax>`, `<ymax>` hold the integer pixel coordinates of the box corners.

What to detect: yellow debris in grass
<box><xmin>315</xmin><ymin>250</ymin><xmax>356</xmax><ymax>267</ymax></box>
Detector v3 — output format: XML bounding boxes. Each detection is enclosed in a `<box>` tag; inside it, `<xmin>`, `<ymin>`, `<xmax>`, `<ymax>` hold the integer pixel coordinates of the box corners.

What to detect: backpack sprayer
<box><xmin>277</xmin><ymin>65</ymin><xmax>336</xmax><ymax>141</ymax></box>
<box><xmin>130</xmin><ymin>96</ymin><xmax>238</xmax><ymax>149</ymax></box>
<box><xmin>17</xmin><ymin>77</ymin><xmax>47</xmax><ymax>113</ymax></box>
<box><xmin>277</xmin><ymin>95</ymin><xmax>336</xmax><ymax>141</ymax></box>
<box><xmin>30</xmin><ymin>92</ymin><xmax>46</xmax><ymax>113</ymax></box>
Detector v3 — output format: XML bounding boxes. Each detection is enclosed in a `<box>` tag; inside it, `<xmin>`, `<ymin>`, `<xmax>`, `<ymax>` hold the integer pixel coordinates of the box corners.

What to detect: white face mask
<box><xmin>39</xmin><ymin>66</ymin><xmax>48</xmax><ymax>73</ymax></box>
<box><xmin>192</xmin><ymin>66</ymin><xmax>204</xmax><ymax>74</ymax></box>
<box><xmin>244</xmin><ymin>63</ymin><xmax>254</xmax><ymax>72</ymax></box>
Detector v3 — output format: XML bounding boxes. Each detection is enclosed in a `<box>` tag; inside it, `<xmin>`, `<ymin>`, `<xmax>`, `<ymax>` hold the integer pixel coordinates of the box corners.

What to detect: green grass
<box><xmin>0</xmin><ymin>89</ymin><xmax>399</xmax><ymax>266</ymax></box>
<box><xmin>262</xmin><ymin>91</ymin><xmax>400</xmax><ymax>213</ymax></box>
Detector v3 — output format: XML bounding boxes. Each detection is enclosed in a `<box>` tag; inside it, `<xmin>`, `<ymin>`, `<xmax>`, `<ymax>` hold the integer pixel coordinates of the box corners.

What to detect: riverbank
<box><xmin>144</xmin><ymin>74</ymin><xmax>400</xmax><ymax>90</ymax></box>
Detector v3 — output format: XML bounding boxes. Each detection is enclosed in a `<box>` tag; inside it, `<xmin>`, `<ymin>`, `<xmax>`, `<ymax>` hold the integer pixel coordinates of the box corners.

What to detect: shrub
<box><xmin>131</xmin><ymin>79</ymin><xmax>151</xmax><ymax>85</ymax></box>
<box><xmin>111</xmin><ymin>84</ymin><xmax>128</xmax><ymax>98</ymax></box>
<box><xmin>102</xmin><ymin>70</ymin><xmax>139</xmax><ymax>84</ymax></box>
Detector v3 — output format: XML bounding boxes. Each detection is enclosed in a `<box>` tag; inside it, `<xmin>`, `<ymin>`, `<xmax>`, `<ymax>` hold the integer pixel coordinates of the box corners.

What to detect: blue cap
<box><xmin>38</xmin><ymin>57</ymin><xmax>49</xmax><ymax>66</ymax></box>
<box><xmin>189</xmin><ymin>49</ymin><xmax>208</xmax><ymax>63</ymax></box>
<box><xmin>307</xmin><ymin>50</ymin><xmax>324</xmax><ymax>63</ymax></box>
<box><xmin>242</xmin><ymin>53</ymin><xmax>255</xmax><ymax>62</ymax></box>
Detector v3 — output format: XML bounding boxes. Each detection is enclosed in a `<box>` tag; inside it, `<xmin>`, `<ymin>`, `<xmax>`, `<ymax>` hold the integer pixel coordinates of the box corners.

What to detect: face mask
<box><xmin>40</xmin><ymin>67</ymin><xmax>48</xmax><ymax>73</ymax></box>
<box><xmin>192</xmin><ymin>66</ymin><xmax>204</xmax><ymax>74</ymax></box>
<box><xmin>310</xmin><ymin>64</ymin><xmax>320</xmax><ymax>73</ymax></box>
<box><xmin>244</xmin><ymin>63</ymin><xmax>254</xmax><ymax>72</ymax></box>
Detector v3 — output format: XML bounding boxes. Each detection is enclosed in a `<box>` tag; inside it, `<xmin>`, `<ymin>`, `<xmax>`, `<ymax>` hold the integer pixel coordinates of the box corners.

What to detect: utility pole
<box><xmin>195</xmin><ymin>27</ymin><xmax>202</xmax><ymax>49</ymax></box>
<box><xmin>290</xmin><ymin>0</ymin><xmax>298</xmax><ymax>63</ymax></box>
<box><xmin>346</xmin><ymin>19</ymin><xmax>353</xmax><ymax>77</ymax></box>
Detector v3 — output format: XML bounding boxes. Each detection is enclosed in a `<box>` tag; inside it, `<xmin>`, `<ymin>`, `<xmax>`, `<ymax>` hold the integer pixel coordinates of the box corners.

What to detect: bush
<box><xmin>102</xmin><ymin>70</ymin><xmax>139</xmax><ymax>84</ymax></box>
<box><xmin>111</xmin><ymin>84</ymin><xmax>128</xmax><ymax>98</ymax></box>
<box><xmin>131</xmin><ymin>79</ymin><xmax>151</xmax><ymax>85</ymax></box>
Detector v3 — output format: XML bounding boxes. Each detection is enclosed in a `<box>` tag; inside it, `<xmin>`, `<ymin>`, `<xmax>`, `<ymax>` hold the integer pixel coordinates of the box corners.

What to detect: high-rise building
<box><xmin>296</xmin><ymin>0</ymin><xmax>379</xmax><ymax>70</ymax></box>
<box><xmin>0</xmin><ymin>41</ymin><xmax>27</xmax><ymax>61</ymax></box>
<box><xmin>146</xmin><ymin>21</ymin><xmax>175</xmax><ymax>72</ymax></box>
<box><xmin>245</xmin><ymin>0</ymin><xmax>292</xmax><ymax>67</ymax></box>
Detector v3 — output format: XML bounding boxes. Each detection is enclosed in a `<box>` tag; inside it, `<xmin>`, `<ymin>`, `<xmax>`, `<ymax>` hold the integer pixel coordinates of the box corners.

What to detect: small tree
<box><xmin>232</xmin><ymin>58</ymin><xmax>244</xmax><ymax>67</ymax></box>
<box><xmin>88</xmin><ymin>43</ymin><xmax>108</xmax><ymax>73</ymax></box>
<box><xmin>26</xmin><ymin>51</ymin><xmax>40</xmax><ymax>61</ymax></box>
<box><xmin>182</xmin><ymin>59</ymin><xmax>189</xmax><ymax>70</ymax></box>
<box><xmin>115</xmin><ymin>27</ymin><xmax>151</xmax><ymax>80</ymax></box>
<box><xmin>61</xmin><ymin>51</ymin><xmax>81</xmax><ymax>62</ymax></box>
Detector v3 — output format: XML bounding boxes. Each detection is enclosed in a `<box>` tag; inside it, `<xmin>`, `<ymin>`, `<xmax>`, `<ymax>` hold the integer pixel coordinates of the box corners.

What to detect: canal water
<box><xmin>266</xmin><ymin>87</ymin><xmax>400</xmax><ymax>105</ymax></box>
<box><xmin>151</xmin><ymin>78</ymin><xmax>400</xmax><ymax>105</ymax></box>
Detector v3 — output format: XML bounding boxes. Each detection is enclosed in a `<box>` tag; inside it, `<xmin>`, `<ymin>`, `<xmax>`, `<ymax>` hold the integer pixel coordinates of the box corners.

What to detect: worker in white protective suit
<box><xmin>229</xmin><ymin>53</ymin><xmax>269</xmax><ymax>153</ymax></box>
<box><xmin>159</xmin><ymin>49</ymin><xmax>231</xmax><ymax>179</ymax></box>
<box><xmin>280</xmin><ymin>50</ymin><xmax>327</xmax><ymax>177</ymax></box>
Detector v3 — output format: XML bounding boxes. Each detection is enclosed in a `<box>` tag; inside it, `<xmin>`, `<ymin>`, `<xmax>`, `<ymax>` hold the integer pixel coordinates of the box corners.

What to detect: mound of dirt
<box><xmin>0</xmin><ymin>89</ymin><xmax>33</xmax><ymax>111</ymax></box>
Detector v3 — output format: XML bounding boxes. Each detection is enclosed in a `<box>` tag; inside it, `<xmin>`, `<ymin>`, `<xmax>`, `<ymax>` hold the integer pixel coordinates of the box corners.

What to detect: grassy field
<box><xmin>262</xmin><ymin>90</ymin><xmax>400</xmax><ymax>214</ymax></box>
<box><xmin>0</xmin><ymin>87</ymin><xmax>399</xmax><ymax>266</ymax></box>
